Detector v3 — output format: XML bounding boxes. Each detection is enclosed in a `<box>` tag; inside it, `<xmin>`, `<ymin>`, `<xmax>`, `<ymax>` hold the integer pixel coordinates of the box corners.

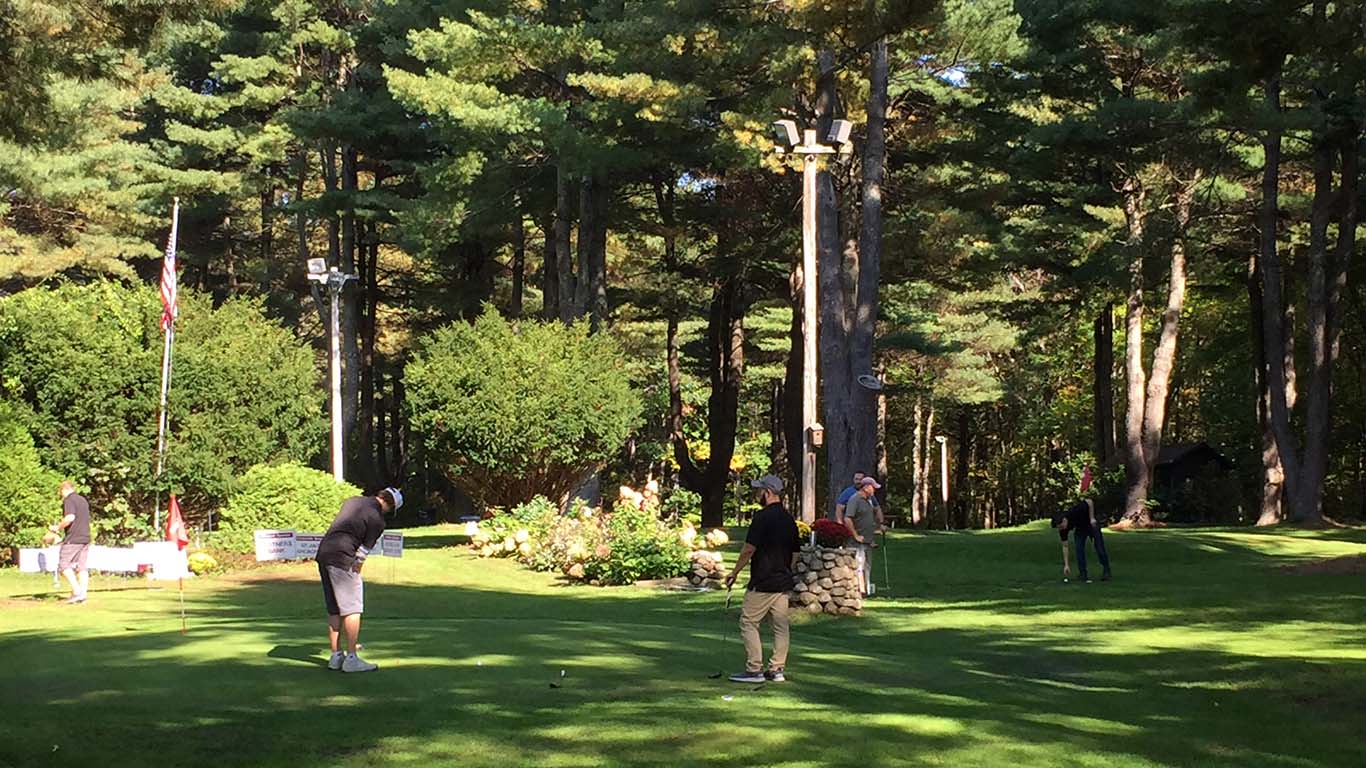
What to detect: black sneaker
<box><xmin>765</xmin><ymin>668</ymin><xmax>786</xmax><ymax>683</ymax></box>
<box><xmin>1101</xmin><ymin>570</ymin><xmax>1112</xmax><ymax>581</ymax></box>
<box><xmin>728</xmin><ymin>671</ymin><xmax>765</xmax><ymax>684</ymax></box>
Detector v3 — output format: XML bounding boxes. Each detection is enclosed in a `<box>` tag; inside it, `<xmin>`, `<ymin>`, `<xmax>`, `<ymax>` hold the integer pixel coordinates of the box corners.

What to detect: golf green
<box><xmin>2</xmin><ymin>523</ymin><xmax>1364</xmax><ymax>767</ymax></box>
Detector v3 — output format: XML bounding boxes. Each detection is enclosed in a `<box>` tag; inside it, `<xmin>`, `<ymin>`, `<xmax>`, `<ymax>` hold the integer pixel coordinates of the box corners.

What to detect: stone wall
<box><xmin>688</xmin><ymin>550</ymin><xmax>724</xmax><ymax>588</ymax></box>
<box><xmin>792</xmin><ymin>546</ymin><xmax>862</xmax><ymax>615</ymax></box>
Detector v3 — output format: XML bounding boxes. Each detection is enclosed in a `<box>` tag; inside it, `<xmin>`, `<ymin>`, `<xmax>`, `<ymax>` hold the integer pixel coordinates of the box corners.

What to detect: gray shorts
<box><xmin>59</xmin><ymin>543</ymin><xmax>89</xmax><ymax>571</ymax></box>
<box><xmin>319</xmin><ymin>562</ymin><xmax>364</xmax><ymax>616</ymax></box>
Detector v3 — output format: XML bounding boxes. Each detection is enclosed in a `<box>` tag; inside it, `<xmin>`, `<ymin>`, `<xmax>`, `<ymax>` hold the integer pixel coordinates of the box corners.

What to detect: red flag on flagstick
<box><xmin>166</xmin><ymin>494</ymin><xmax>189</xmax><ymax>550</ymax></box>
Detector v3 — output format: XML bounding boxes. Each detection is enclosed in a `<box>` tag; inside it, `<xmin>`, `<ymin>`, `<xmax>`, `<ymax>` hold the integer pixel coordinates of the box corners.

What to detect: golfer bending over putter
<box><xmin>316</xmin><ymin>486</ymin><xmax>402</xmax><ymax>672</ymax></box>
<box><xmin>1051</xmin><ymin>497</ymin><xmax>1112</xmax><ymax>583</ymax></box>
<box><xmin>724</xmin><ymin>475</ymin><xmax>801</xmax><ymax>684</ymax></box>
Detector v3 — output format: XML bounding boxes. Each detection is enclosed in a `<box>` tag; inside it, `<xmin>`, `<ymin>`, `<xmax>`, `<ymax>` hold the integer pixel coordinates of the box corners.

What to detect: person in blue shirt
<box><xmin>835</xmin><ymin>472</ymin><xmax>880</xmax><ymax>522</ymax></box>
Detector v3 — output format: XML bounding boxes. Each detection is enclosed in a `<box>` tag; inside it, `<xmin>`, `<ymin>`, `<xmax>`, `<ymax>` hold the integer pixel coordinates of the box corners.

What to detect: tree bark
<box><xmin>921</xmin><ymin>406</ymin><xmax>935</xmax><ymax>523</ymax></box>
<box><xmin>555</xmin><ymin>165</ymin><xmax>577</xmax><ymax>324</ymax></box>
<box><xmin>1120</xmin><ymin>174</ymin><xmax>1151</xmax><ymax>524</ymax></box>
<box><xmin>358</xmin><ymin>224</ymin><xmax>378</xmax><ymax>486</ymax></box>
<box><xmin>510</xmin><ymin>210</ymin><xmax>525</xmax><ymax>318</ymax></box>
<box><xmin>1093</xmin><ymin>304</ymin><xmax>1117</xmax><ymax>465</ymax></box>
<box><xmin>815</xmin><ymin>48</ymin><xmax>853</xmax><ymax>515</ymax></box>
<box><xmin>954</xmin><ymin>410</ymin><xmax>971</xmax><ymax>529</ymax></box>
<box><xmin>911</xmin><ymin>395</ymin><xmax>924</xmax><ymax>525</ymax></box>
<box><xmin>849</xmin><ymin>36</ymin><xmax>888</xmax><ymax>487</ymax></box>
<box><xmin>783</xmin><ymin>261</ymin><xmax>806</xmax><ymax>494</ymax></box>
<box><xmin>541</xmin><ymin>211</ymin><xmax>558</xmax><ymax>320</ymax></box>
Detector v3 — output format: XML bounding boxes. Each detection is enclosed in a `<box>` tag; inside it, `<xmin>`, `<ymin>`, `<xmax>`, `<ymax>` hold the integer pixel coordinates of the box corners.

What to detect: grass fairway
<box><xmin>2</xmin><ymin>523</ymin><xmax>1365</xmax><ymax>768</ymax></box>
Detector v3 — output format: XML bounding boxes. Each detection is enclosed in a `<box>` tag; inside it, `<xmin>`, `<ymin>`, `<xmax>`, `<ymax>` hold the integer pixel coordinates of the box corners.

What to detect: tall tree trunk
<box><xmin>784</xmin><ymin>257</ymin><xmax>806</xmax><ymax>495</ymax></box>
<box><xmin>911</xmin><ymin>395</ymin><xmax>924</xmax><ymax>526</ymax></box>
<box><xmin>576</xmin><ymin>176</ymin><xmax>609</xmax><ymax>332</ymax></box>
<box><xmin>1120</xmin><ymin>175</ymin><xmax>1151</xmax><ymax>524</ymax></box>
<box><xmin>223</xmin><ymin>215</ymin><xmax>237</xmax><ymax>294</ymax></box>
<box><xmin>555</xmin><ymin>165</ymin><xmax>576</xmax><ymax>324</ymax></box>
<box><xmin>954</xmin><ymin>410</ymin><xmax>971</xmax><ymax>529</ymax></box>
<box><xmin>1251</xmin><ymin>251</ymin><xmax>1285</xmax><ymax>525</ymax></box>
<box><xmin>815</xmin><ymin>48</ymin><xmax>853</xmax><ymax>515</ymax></box>
<box><xmin>259</xmin><ymin>187</ymin><xmax>274</xmax><ymax>292</ymax></box>
<box><xmin>849</xmin><ymin>36</ymin><xmax>888</xmax><ymax>487</ymax></box>
<box><xmin>1258</xmin><ymin>74</ymin><xmax>1304</xmax><ymax>519</ymax></box>
<box><xmin>875</xmin><ymin>364</ymin><xmax>888</xmax><ymax>509</ymax></box>
<box><xmin>510</xmin><ymin>210</ymin><xmax>525</xmax><ymax>318</ymax></box>
<box><xmin>357</xmin><ymin>227</ymin><xmax>378</xmax><ymax>487</ymax></box>
<box><xmin>541</xmin><ymin>211</ymin><xmax>558</xmax><ymax>320</ymax></box>
<box><xmin>921</xmin><ymin>406</ymin><xmax>935</xmax><ymax>522</ymax></box>
<box><xmin>1093</xmin><ymin>304</ymin><xmax>1116</xmax><ymax>465</ymax></box>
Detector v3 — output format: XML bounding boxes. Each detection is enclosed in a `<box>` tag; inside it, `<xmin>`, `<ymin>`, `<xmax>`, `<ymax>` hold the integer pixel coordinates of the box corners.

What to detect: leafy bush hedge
<box><xmin>0</xmin><ymin>402</ymin><xmax>62</xmax><ymax>551</ymax></box>
<box><xmin>812</xmin><ymin>518</ymin><xmax>850</xmax><ymax>547</ymax></box>
<box><xmin>472</xmin><ymin>497</ymin><xmax>698</xmax><ymax>585</ymax></box>
<box><xmin>214</xmin><ymin>463</ymin><xmax>361</xmax><ymax>553</ymax></box>
<box><xmin>0</xmin><ymin>282</ymin><xmax>324</xmax><ymax>519</ymax></box>
<box><xmin>407</xmin><ymin>309</ymin><xmax>642</xmax><ymax>511</ymax></box>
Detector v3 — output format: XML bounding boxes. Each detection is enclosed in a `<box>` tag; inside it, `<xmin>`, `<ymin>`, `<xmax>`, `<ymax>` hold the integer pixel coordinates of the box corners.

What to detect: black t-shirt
<box><xmin>316</xmin><ymin>497</ymin><xmax>386</xmax><ymax>570</ymax></box>
<box><xmin>1058</xmin><ymin>500</ymin><xmax>1094</xmax><ymax>540</ymax></box>
<box><xmin>63</xmin><ymin>493</ymin><xmax>91</xmax><ymax>544</ymax></box>
<box><xmin>744</xmin><ymin>502</ymin><xmax>801</xmax><ymax>593</ymax></box>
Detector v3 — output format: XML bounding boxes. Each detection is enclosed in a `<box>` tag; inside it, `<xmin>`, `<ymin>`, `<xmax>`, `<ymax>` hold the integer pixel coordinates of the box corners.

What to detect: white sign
<box><xmin>379</xmin><ymin>532</ymin><xmax>404</xmax><ymax>558</ymax></box>
<box><xmin>254</xmin><ymin>530</ymin><xmax>297</xmax><ymax>561</ymax></box>
<box><xmin>294</xmin><ymin>533</ymin><xmax>324</xmax><ymax>560</ymax></box>
<box><xmin>19</xmin><ymin>541</ymin><xmax>186</xmax><ymax>577</ymax></box>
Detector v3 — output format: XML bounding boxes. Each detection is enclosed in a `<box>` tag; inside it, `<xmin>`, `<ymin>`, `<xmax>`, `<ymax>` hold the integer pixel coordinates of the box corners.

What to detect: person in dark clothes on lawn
<box><xmin>316</xmin><ymin>487</ymin><xmax>402</xmax><ymax>672</ymax></box>
<box><xmin>48</xmin><ymin>481</ymin><xmax>92</xmax><ymax>604</ymax></box>
<box><xmin>724</xmin><ymin>475</ymin><xmax>802</xmax><ymax>684</ymax></box>
<box><xmin>1051</xmin><ymin>497</ymin><xmax>1112</xmax><ymax>583</ymax></box>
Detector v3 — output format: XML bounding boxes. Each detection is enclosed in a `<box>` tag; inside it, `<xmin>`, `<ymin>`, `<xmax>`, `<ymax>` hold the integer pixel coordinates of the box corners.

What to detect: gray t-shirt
<box><xmin>846</xmin><ymin>493</ymin><xmax>879</xmax><ymax>543</ymax></box>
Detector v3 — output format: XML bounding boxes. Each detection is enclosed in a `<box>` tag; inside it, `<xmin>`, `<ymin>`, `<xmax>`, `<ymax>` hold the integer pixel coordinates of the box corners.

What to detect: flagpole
<box><xmin>154</xmin><ymin>197</ymin><xmax>180</xmax><ymax>532</ymax></box>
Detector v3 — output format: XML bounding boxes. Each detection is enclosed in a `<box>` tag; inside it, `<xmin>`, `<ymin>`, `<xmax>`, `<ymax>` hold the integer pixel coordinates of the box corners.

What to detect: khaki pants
<box><xmin>739</xmin><ymin>590</ymin><xmax>790</xmax><ymax>673</ymax></box>
<box><xmin>855</xmin><ymin>544</ymin><xmax>873</xmax><ymax>595</ymax></box>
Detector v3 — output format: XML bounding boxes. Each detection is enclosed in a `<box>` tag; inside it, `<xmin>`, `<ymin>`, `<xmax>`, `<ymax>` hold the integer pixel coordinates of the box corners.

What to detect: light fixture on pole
<box><xmin>772</xmin><ymin>117</ymin><xmax>854</xmax><ymax>523</ymax></box>
<box><xmin>306</xmin><ymin>257</ymin><xmax>356</xmax><ymax>483</ymax></box>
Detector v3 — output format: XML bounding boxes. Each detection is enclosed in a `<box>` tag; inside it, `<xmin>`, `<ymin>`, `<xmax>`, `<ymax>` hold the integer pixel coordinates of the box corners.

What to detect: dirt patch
<box><xmin>1282</xmin><ymin>554</ymin><xmax>1366</xmax><ymax>576</ymax></box>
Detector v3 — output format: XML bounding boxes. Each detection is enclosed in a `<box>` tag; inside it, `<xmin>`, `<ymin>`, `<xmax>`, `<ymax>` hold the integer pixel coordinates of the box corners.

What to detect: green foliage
<box><xmin>471</xmin><ymin>496</ymin><xmax>692</xmax><ymax>586</ymax></box>
<box><xmin>0</xmin><ymin>282</ymin><xmax>325</xmax><ymax>517</ymax></box>
<box><xmin>407</xmin><ymin>308</ymin><xmax>642</xmax><ymax>510</ymax></box>
<box><xmin>0</xmin><ymin>401</ymin><xmax>62</xmax><ymax>550</ymax></box>
<box><xmin>215</xmin><ymin>462</ymin><xmax>361</xmax><ymax>553</ymax></box>
<box><xmin>187</xmin><ymin>551</ymin><xmax>221</xmax><ymax>575</ymax></box>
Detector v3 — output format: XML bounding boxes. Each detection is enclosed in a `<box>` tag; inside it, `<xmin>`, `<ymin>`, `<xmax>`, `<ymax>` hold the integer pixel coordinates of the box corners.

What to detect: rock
<box><xmin>799</xmin><ymin>591</ymin><xmax>819</xmax><ymax>605</ymax></box>
<box><xmin>824</xmin><ymin>602</ymin><xmax>840</xmax><ymax>615</ymax></box>
<box><xmin>821</xmin><ymin>551</ymin><xmax>837</xmax><ymax>562</ymax></box>
<box><xmin>567</xmin><ymin>563</ymin><xmax>585</xmax><ymax>579</ymax></box>
<box><xmin>804</xmin><ymin>571</ymin><xmax>819</xmax><ymax>584</ymax></box>
<box><xmin>818</xmin><ymin>577</ymin><xmax>834</xmax><ymax>589</ymax></box>
<box><xmin>818</xmin><ymin>592</ymin><xmax>833</xmax><ymax>604</ymax></box>
<box><xmin>831</xmin><ymin>586</ymin><xmax>846</xmax><ymax>597</ymax></box>
<box><xmin>807</xmin><ymin>602</ymin><xmax>823</xmax><ymax>614</ymax></box>
<box><xmin>830</xmin><ymin>567</ymin><xmax>851</xmax><ymax>580</ymax></box>
<box><xmin>838</xmin><ymin>606</ymin><xmax>858</xmax><ymax>616</ymax></box>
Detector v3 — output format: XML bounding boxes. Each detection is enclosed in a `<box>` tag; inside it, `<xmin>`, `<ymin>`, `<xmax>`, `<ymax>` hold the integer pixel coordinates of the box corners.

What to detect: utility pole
<box><xmin>936</xmin><ymin>434</ymin><xmax>949</xmax><ymax>528</ymax></box>
<box><xmin>772</xmin><ymin>118</ymin><xmax>853</xmax><ymax>523</ymax></box>
<box><xmin>307</xmin><ymin>259</ymin><xmax>356</xmax><ymax>483</ymax></box>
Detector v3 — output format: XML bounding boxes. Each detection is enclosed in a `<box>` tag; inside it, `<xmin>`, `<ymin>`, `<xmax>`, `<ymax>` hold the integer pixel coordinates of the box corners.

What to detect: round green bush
<box><xmin>407</xmin><ymin>308</ymin><xmax>642</xmax><ymax>510</ymax></box>
<box><xmin>215</xmin><ymin>463</ymin><xmax>361</xmax><ymax>553</ymax></box>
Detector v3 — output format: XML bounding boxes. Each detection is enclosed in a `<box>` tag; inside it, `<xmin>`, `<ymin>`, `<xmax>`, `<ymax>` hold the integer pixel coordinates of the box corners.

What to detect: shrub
<box><xmin>796</xmin><ymin>520</ymin><xmax>812</xmax><ymax>541</ymax></box>
<box><xmin>0</xmin><ymin>402</ymin><xmax>62</xmax><ymax>551</ymax></box>
<box><xmin>471</xmin><ymin>495</ymin><xmax>691</xmax><ymax>585</ymax></box>
<box><xmin>0</xmin><ymin>282</ymin><xmax>324</xmax><ymax>519</ymax></box>
<box><xmin>406</xmin><ymin>308</ymin><xmax>642</xmax><ymax>511</ymax></box>
<box><xmin>812</xmin><ymin>518</ymin><xmax>850</xmax><ymax>548</ymax></box>
<box><xmin>187</xmin><ymin>551</ymin><xmax>220</xmax><ymax>575</ymax></box>
<box><xmin>215</xmin><ymin>463</ymin><xmax>361</xmax><ymax>552</ymax></box>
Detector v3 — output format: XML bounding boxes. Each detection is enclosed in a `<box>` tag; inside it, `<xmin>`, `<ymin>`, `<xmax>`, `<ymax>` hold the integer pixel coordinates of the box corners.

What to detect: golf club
<box><xmin>881</xmin><ymin>529</ymin><xmax>892</xmax><ymax>594</ymax></box>
<box><xmin>708</xmin><ymin>585</ymin><xmax>734</xmax><ymax>679</ymax></box>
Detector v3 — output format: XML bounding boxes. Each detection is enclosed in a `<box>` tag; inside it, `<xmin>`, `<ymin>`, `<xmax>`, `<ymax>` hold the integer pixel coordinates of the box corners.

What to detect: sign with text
<box><xmin>379</xmin><ymin>532</ymin><xmax>404</xmax><ymax>558</ymax></box>
<box><xmin>254</xmin><ymin>530</ymin><xmax>297</xmax><ymax>561</ymax></box>
<box><xmin>293</xmin><ymin>533</ymin><xmax>324</xmax><ymax>560</ymax></box>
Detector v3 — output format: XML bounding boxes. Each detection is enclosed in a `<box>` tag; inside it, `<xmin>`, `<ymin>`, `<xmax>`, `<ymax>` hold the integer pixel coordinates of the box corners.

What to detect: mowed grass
<box><xmin>2</xmin><ymin>523</ymin><xmax>1365</xmax><ymax>768</ymax></box>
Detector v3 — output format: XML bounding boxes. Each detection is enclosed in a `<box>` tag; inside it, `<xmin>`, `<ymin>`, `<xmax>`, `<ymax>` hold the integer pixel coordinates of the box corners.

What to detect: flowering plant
<box><xmin>811</xmin><ymin>518</ymin><xmax>850</xmax><ymax>547</ymax></box>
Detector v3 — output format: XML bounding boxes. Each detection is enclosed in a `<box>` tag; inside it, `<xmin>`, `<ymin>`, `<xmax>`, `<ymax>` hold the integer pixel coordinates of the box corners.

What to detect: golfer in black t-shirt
<box><xmin>316</xmin><ymin>487</ymin><xmax>402</xmax><ymax>673</ymax></box>
<box><xmin>724</xmin><ymin>475</ymin><xmax>801</xmax><ymax>684</ymax></box>
<box><xmin>1051</xmin><ymin>498</ymin><xmax>1112</xmax><ymax>582</ymax></box>
<box><xmin>49</xmin><ymin>481</ymin><xmax>92</xmax><ymax>604</ymax></box>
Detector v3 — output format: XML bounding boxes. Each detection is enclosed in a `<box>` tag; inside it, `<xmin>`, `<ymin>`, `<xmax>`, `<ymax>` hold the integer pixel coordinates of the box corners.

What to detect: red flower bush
<box><xmin>812</xmin><ymin>518</ymin><xmax>850</xmax><ymax>547</ymax></box>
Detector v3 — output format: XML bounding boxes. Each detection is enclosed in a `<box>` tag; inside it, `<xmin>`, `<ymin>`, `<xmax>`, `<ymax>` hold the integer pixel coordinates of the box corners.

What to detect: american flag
<box><xmin>160</xmin><ymin>199</ymin><xmax>180</xmax><ymax>332</ymax></box>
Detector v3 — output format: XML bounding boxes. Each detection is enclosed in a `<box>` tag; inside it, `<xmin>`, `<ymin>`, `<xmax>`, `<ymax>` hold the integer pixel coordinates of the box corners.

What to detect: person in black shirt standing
<box><xmin>316</xmin><ymin>487</ymin><xmax>402</xmax><ymax>673</ymax></box>
<box><xmin>724</xmin><ymin>475</ymin><xmax>801</xmax><ymax>684</ymax></box>
<box><xmin>1051</xmin><ymin>498</ymin><xmax>1112</xmax><ymax>583</ymax></box>
<box><xmin>48</xmin><ymin>481</ymin><xmax>92</xmax><ymax>604</ymax></box>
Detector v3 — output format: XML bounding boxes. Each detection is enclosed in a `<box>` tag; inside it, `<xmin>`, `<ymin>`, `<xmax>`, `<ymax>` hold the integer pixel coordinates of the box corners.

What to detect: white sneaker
<box><xmin>342</xmin><ymin>653</ymin><xmax>378</xmax><ymax>673</ymax></box>
<box><xmin>327</xmin><ymin>651</ymin><xmax>345</xmax><ymax>671</ymax></box>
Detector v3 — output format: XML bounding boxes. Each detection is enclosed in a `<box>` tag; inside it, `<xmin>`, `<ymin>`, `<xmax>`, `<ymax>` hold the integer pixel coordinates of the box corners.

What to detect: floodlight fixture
<box><xmin>772</xmin><ymin>119</ymin><xmax>800</xmax><ymax>149</ymax></box>
<box><xmin>827</xmin><ymin>119</ymin><xmax>853</xmax><ymax>147</ymax></box>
